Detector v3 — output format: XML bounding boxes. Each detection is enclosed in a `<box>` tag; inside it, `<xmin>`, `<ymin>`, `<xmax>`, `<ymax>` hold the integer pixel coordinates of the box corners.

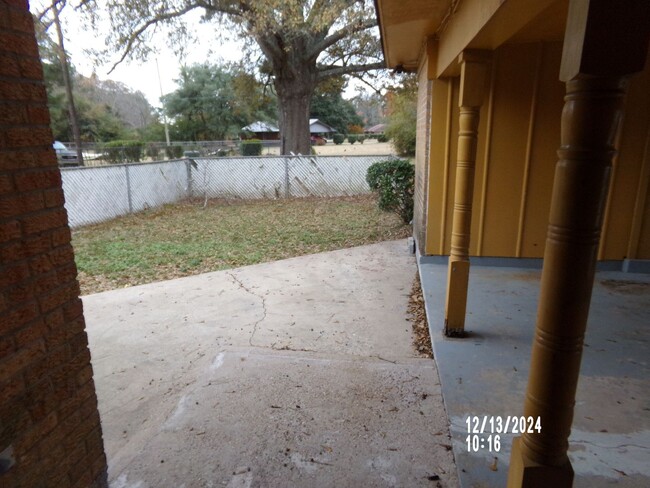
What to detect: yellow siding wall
<box><xmin>423</xmin><ymin>41</ymin><xmax>650</xmax><ymax>260</ymax></box>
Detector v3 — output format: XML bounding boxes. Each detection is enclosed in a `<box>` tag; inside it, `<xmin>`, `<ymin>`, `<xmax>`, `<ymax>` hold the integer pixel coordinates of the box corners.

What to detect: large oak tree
<box><xmin>84</xmin><ymin>0</ymin><xmax>384</xmax><ymax>154</ymax></box>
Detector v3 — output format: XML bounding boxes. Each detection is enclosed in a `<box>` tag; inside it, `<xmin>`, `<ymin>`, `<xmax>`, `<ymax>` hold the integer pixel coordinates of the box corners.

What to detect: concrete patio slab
<box><xmin>419</xmin><ymin>262</ymin><xmax>650</xmax><ymax>488</ymax></box>
<box><xmin>82</xmin><ymin>240</ymin><xmax>459</xmax><ymax>487</ymax></box>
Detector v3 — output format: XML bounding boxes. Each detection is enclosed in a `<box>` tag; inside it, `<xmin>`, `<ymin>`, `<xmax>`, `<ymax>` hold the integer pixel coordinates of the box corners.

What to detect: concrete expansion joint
<box><xmin>226</xmin><ymin>271</ymin><xmax>268</xmax><ymax>347</ymax></box>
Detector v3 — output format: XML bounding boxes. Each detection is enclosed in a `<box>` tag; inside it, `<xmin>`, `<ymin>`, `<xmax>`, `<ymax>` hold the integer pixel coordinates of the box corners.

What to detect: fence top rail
<box><xmin>195</xmin><ymin>154</ymin><xmax>397</xmax><ymax>160</ymax></box>
<box><xmin>59</xmin><ymin>158</ymin><xmax>188</xmax><ymax>171</ymax></box>
<box><xmin>59</xmin><ymin>154</ymin><xmax>398</xmax><ymax>171</ymax></box>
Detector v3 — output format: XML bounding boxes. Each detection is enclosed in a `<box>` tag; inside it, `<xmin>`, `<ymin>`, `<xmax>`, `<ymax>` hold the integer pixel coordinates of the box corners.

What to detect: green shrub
<box><xmin>165</xmin><ymin>146</ymin><xmax>184</xmax><ymax>159</ymax></box>
<box><xmin>333</xmin><ymin>134</ymin><xmax>345</xmax><ymax>145</ymax></box>
<box><xmin>103</xmin><ymin>140</ymin><xmax>144</xmax><ymax>164</ymax></box>
<box><xmin>348</xmin><ymin>134</ymin><xmax>358</xmax><ymax>144</ymax></box>
<box><xmin>358</xmin><ymin>135</ymin><xmax>366</xmax><ymax>144</ymax></box>
<box><xmin>366</xmin><ymin>158</ymin><xmax>415</xmax><ymax>224</ymax></box>
<box><xmin>377</xmin><ymin>134</ymin><xmax>389</xmax><ymax>143</ymax></box>
<box><xmin>241</xmin><ymin>139</ymin><xmax>263</xmax><ymax>156</ymax></box>
<box><xmin>145</xmin><ymin>143</ymin><xmax>160</xmax><ymax>160</ymax></box>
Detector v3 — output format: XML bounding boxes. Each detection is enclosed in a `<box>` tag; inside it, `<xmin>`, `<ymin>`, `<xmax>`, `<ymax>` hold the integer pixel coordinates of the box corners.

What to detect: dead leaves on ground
<box><xmin>409</xmin><ymin>273</ymin><xmax>433</xmax><ymax>358</ymax></box>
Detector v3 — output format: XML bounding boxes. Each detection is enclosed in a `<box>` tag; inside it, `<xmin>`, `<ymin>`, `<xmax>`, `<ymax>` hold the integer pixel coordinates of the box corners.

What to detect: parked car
<box><xmin>53</xmin><ymin>141</ymin><xmax>79</xmax><ymax>166</ymax></box>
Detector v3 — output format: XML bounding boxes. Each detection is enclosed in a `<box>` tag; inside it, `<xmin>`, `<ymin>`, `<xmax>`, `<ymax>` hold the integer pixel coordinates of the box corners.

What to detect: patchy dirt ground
<box><xmin>408</xmin><ymin>273</ymin><xmax>433</xmax><ymax>358</ymax></box>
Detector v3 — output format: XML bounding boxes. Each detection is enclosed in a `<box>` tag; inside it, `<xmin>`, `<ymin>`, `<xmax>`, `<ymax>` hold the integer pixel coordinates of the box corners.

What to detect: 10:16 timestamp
<box><xmin>466</xmin><ymin>434</ymin><xmax>501</xmax><ymax>452</ymax></box>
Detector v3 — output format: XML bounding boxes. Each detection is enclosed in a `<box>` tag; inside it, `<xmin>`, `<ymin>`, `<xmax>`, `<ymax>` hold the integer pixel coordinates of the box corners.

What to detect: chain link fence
<box><xmin>61</xmin><ymin>155</ymin><xmax>394</xmax><ymax>228</ymax></box>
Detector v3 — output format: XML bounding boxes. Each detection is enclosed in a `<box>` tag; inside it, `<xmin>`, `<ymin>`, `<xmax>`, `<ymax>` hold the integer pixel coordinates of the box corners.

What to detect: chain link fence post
<box><xmin>125</xmin><ymin>164</ymin><xmax>133</xmax><ymax>213</ymax></box>
<box><xmin>284</xmin><ymin>156</ymin><xmax>290</xmax><ymax>198</ymax></box>
<box><xmin>186</xmin><ymin>159</ymin><xmax>193</xmax><ymax>198</ymax></box>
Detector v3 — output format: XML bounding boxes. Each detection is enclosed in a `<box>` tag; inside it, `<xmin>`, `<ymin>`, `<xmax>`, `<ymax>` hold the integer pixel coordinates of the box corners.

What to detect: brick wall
<box><xmin>413</xmin><ymin>59</ymin><xmax>431</xmax><ymax>254</ymax></box>
<box><xmin>0</xmin><ymin>1</ymin><xmax>108</xmax><ymax>486</ymax></box>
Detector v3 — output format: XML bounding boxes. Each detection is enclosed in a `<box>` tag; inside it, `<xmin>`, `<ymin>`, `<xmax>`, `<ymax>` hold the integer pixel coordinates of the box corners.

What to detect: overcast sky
<box><xmin>31</xmin><ymin>3</ymin><xmax>245</xmax><ymax>107</ymax></box>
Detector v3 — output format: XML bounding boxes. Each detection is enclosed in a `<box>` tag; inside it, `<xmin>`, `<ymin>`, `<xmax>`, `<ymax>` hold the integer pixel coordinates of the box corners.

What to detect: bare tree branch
<box><xmin>308</xmin><ymin>17</ymin><xmax>377</xmax><ymax>60</ymax></box>
<box><xmin>317</xmin><ymin>61</ymin><xmax>385</xmax><ymax>80</ymax></box>
<box><xmin>107</xmin><ymin>3</ymin><xmax>201</xmax><ymax>74</ymax></box>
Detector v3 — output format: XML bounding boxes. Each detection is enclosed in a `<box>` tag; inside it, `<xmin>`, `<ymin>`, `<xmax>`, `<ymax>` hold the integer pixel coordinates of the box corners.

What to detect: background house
<box><xmin>242</xmin><ymin>119</ymin><xmax>337</xmax><ymax>141</ymax></box>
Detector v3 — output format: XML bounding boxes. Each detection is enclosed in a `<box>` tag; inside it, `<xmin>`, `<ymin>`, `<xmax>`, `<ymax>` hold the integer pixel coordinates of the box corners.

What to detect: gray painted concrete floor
<box><xmin>83</xmin><ymin>241</ymin><xmax>459</xmax><ymax>488</ymax></box>
<box><xmin>419</xmin><ymin>262</ymin><xmax>650</xmax><ymax>488</ymax></box>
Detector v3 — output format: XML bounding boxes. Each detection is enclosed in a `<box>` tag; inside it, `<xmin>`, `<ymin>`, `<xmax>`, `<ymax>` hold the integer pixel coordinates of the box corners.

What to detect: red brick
<box><xmin>0</xmin><ymin>334</ymin><xmax>14</xmax><ymax>359</ymax></box>
<box><xmin>0</xmin><ymin>173</ymin><xmax>14</xmax><ymax>193</ymax></box>
<box><xmin>62</xmin><ymin>298</ymin><xmax>83</xmax><ymax>322</ymax></box>
<box><xmin>0</xmin><ymin>397</ymin><xmax>32</xmax><ymax>447</ymax></box>
<box><xmin>29</xmin><ymin>253</ymin><xmax>53</xmax><ymax>274</ymax></box>
<box><xmin>0</xmin><ymin>261</ymin><xmax>30</xmax><ymax>288</ymax></box>
<box><xmin>21</xmin><ymin>208</ymin><xmax>68</xmax><ymax>234</ymax></box>
<box><xmin>0</xmin><ymin>102</ymin><xmax>26</xmax><ymax>124</ymax></box>
<box><xmin>44</xmin><ymin>307</ymin><xmax>64</xmax><ymax>330</ymax></box>
<box><xmin>0</xmin><ymin>239</ymin><xmax>24</xmax><ymax>260</ymax></box>
<box><xmin>0</xmin><ymin>338</ymin><xmax>45</xmax><ymax>379</ymax></box>
<box><xmin>70</xmin><ymin>466</ymin><xmax>93</xmax><ymax>488</ymax></box>
<box><xmin>0</xmin><ymin>31</ymin><xmax>38</xmax><ymax>57</ymax></box>
<box><xmin>6</xmin><ymin>280</ymin><xmax>34</xmax><ymax>303</ymax></box>
<box><xmin>68</xmin><ymin>346</ymin><xmax>91</xmax><ymax>375</ymax></box>
<box><xmin>3</xmin><ymin>0</ymin><xmax>29</xmax><ymax>11</ymax></box>
<box><xmin>44</xmin><ymin>320</ymin><xmax>68</xmax><ymax>350</ymax></box>
<box><xmin>51</xmin><ymin>226</ymin><xmax>71</xmax><ymax>247</ymax></box>
<box><xmin>26</xmin><ymin>104</ymin><xmax>50</xmax><ymax>125</ymax></box>
<box><xmin>43</xmin><ymin>187</ymin><xmax>65</xmax><ymax>208</ymax></box>
<box><xmin>56</xmin><ymin>262</ymin><xmax>78</xmax><ymax>286</ymax></box>
<box><xmin>0</xmin><ymin>53</ymin><xmax>20</xmax><ymax>77</ymax></box>
<box><xmin>0</xmin><ymin>300</ymin><xmax>38</xmax><ymax>335</ymax></box>
<box><xmin>14</xmin><ymin>410</ymin><xmax>58</xmax><ymax>453</ymax></box>
<box><xmin>5</xmin><ymin>127</ymin><xmax>53</xmax><ymax>148</ymax></box>
<box><xmin>0</xmin><ymin>372</ymin><xmax>24</xmax><ymax>403</ymax></box>
<box><xmin>0</xmin><ymin>219</ymin><xmax>21</xmax><ymax>242</ymax></box>
<box><xmin>22</xmin><ymin>232</ymin><xmax>51</xmax><ymax>255</ymax></box>
<box><xmin>48</xmin><ymin>244</ymin><xmax>75</xmax><ymax>267</ymax></box>
<box><xmin>0</xmin><ymin>148</ymin><xmax>35</xmax><ymax>170</ymax></box>
<box><xmin>13</xmin><ymin>317</ymin><xmax>46</xmax><ymax>349</ymax></box>
<box><xmin>85</xmin><ymin>426</ymin><xmax>104</xmax><ymax>461</ymax></box>
<box><xmin>14</xmin><ymin>169</ymin><xmax>61</xmax><ymax>191</ymax></box>
<box><xmin>9</xmin><ymin>9</ymin><xmax>35</xmax><ymax>37</ymax></box>
<box><xmin>75</xmin><ymin>364</ymin><xmax>94</xmax><ymax>387</ymax></box>
<box><xmin>39</xmin><ymin>282</ymin><xmax>79</xmax><ymax>312</ymax></box>
<box><xmin>58</xmin><ymin>381</ymin><xmax>95</xmax><ymax>425</ymax></box>
<box><xmin>34</xmin><ymin>272</ymin><xmax>59</xmax><ymax>300</ymax></box>
<box><xmin>0</xmin><ymin>192</ymin><xmax>45</xmax><ymax>218</ymax></box>
<box><xmin>90</xmin><ymin>454</ymin><xmax>108</xmax><ymax>484</ymax></box>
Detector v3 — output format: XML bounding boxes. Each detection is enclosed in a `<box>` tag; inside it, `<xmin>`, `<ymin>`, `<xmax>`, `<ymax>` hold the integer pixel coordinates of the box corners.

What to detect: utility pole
<box><xmin>156</xmin><ymin>58</ymin><xmax>171</xmax><ymax>147</ymax></box>
<box><xmin>51</xmin><ymin>0</ymin><xmax>84</xmax><ymax>165</ymax></box>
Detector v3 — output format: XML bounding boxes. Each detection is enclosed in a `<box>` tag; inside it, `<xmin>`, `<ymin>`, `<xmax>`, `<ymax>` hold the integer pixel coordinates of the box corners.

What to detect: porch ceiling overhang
<box><xmin>375</xmin><ymin>0</ymin><xmax>569</xmax><ymax>77</ymax></box>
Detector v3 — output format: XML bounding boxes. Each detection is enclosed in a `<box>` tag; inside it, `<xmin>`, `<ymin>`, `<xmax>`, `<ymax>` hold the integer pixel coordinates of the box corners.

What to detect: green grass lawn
<box><xmin>72</xmin><ymin>196</ymin><xmax>410</xmax><ymax>295</ymax></box>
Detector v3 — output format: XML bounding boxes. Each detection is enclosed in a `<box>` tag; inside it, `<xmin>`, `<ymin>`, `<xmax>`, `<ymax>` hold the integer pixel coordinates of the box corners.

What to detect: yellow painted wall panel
<box><xmin>520</xmin><ymin>42</ymin><xmax>565</xmax><ymax>258</ymax></box>
<box><xmin>425</xmin><ymin>78</ymin><xmax>453</xmax><ymax>255</ymax></box>
<box><xmin>421</xmin><ymin>41</ymin><xmax>650</xmax><ymax>261</ymax></box>
<box><xmin>443</xmin><ymin>79</ymin><xmax>460</xmax><ymax>255</ymax></box>
<box><xmin>637</xmin><ymin>172</ymin><xmax>650</xmax><ymax>258</ymax></box>
<box><xmin>481</xmin><ymin>44</ymin><xmax>539</xmax><ymax>257</ymax></box>
<box><xmin>599</xmin><ymin>61</ymin><xmax>650</xmax><ymax>260</ymax></box>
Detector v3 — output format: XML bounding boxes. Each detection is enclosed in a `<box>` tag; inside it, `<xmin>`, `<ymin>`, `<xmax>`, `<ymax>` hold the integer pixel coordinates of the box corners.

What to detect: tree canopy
<box><xmin>162</xmin><ymin>63</ymin><xmax>276</xmax><ymax>141</ymax></box>
<box><xmin>35</xmin><ymin>17</ymin><xmax>157</xmax><ymax>142</ymax></box>
<box><xmin>83</xmin><ymin>0</ymin><xmax>385</xmax><ymax>154</ymax></box>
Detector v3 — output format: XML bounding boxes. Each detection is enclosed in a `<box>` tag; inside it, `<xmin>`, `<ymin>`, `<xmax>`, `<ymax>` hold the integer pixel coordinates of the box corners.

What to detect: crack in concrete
<box><xmin>227</xmin><ymin>272</ymin><xmax>268</xmax><ymax>347</ymax></box>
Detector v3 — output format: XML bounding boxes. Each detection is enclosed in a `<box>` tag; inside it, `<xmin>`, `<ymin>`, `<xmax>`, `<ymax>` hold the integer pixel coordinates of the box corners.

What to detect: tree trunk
<box><xmin>51</xmin><ymin>1</ymin><xmax>84</xmax><ymax>166</ymax></box>
<box><xmin>275</xmin><ymin>72</ymin><xmax>316</xmax><ymax>155</ymax></box>
<box><xmin>278</xmin><ymin>92</ymin><xmax>312</xmax><ymax>155</ymax></box>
